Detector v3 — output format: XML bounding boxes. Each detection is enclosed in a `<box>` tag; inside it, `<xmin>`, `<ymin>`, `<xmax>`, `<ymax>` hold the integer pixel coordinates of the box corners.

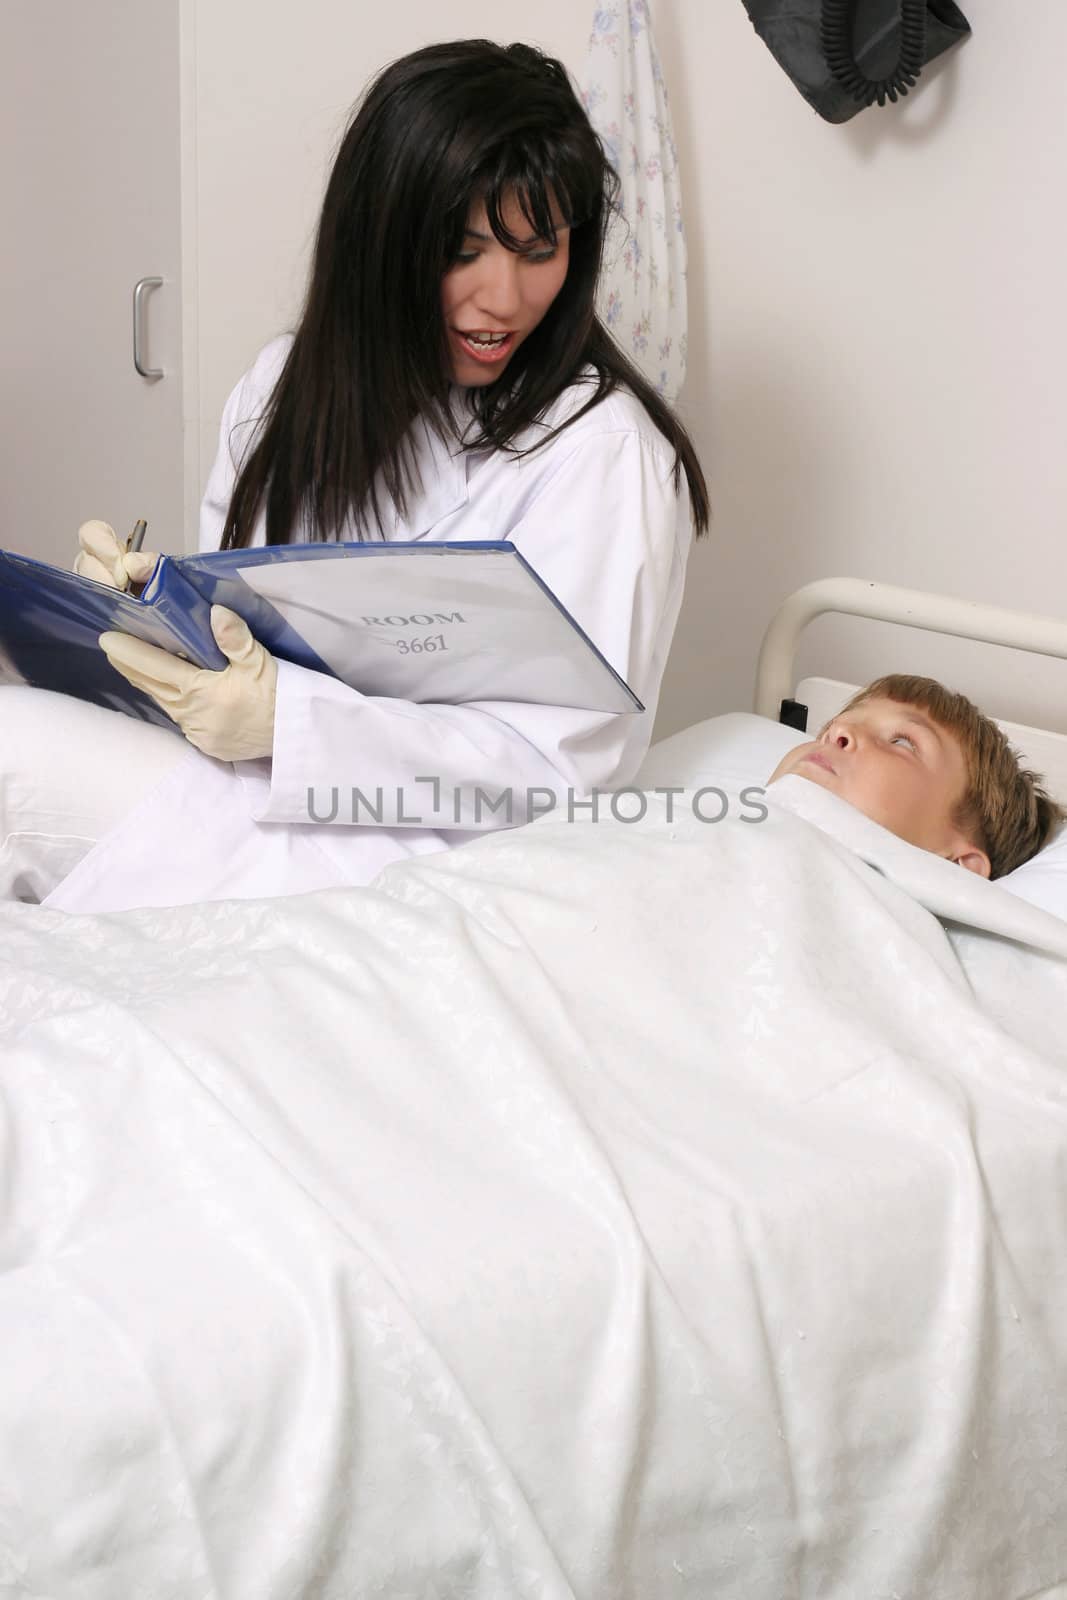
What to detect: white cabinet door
<box><xmin>0</xmin><ymin>0</ymin><xmax>185</xmax><ymax>569</ymax></box>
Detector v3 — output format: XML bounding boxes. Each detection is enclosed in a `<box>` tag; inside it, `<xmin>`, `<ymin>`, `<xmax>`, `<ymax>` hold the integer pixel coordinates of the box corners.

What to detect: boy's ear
<box><xmin>952</xmin><ymin>842</ymin><xmax>992</xmax><ymax>879</ymax></box>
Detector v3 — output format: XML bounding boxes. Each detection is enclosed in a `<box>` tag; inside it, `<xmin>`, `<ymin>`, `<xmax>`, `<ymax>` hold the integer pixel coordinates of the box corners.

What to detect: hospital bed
<box><xmin>2</xmin><ymin>578</ymin><xmax>1066</xmax><ymax>1599</ymax></box>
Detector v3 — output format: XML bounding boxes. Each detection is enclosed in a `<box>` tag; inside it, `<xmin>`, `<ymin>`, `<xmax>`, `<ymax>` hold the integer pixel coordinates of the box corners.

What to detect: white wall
<box><xmin>660</xmin><ymin>0</ymin><xmax>1067</xmax><ymax>740</ymax></box>
<box><xmin>192</xmin><ymin>0</ymin><xmax>1067</xmax><ymax>741</ymax></box>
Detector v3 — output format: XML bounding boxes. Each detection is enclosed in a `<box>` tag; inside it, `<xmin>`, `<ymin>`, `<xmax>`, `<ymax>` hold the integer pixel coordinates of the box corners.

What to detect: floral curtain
<box><xmin>582</xmin><ymin>0</ymin><xmax>688</xmax><ymax>401</ymax></box>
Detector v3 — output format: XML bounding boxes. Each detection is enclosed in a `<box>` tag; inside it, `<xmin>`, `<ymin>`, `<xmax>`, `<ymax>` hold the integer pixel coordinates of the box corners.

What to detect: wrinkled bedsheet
<box><xmin>1</xmin><ymin>776</ymin><xmax>1066</xmax><ymax>1599</ymax></box>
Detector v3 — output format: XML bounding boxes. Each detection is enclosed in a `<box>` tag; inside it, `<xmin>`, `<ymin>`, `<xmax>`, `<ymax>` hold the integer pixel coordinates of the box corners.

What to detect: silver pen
<box><xmin>127</xmin><ymin>518</ymin><xmax>148</xmax><ymax>554</ymax></box>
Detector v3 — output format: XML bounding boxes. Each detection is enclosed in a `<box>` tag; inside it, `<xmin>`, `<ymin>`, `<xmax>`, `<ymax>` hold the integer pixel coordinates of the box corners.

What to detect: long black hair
<box><xmin>221</xmin><ymin>39</ymin><xmax>709</xmax><ymax>549</ymax></box>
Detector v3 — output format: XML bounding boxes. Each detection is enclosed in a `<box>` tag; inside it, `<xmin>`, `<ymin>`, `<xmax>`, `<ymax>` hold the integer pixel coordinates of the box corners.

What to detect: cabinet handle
<box><xmin>133</xmin><ymin>276</ymin><xmax>164</xmax><ymax>379</ymax></box>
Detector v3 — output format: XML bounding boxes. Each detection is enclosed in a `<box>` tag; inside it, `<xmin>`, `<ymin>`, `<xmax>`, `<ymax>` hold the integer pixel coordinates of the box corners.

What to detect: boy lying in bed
<box><xmin>767</xmin><ymin>673</ymin><xmax>1062</xmax><ymax>879</ymax></box>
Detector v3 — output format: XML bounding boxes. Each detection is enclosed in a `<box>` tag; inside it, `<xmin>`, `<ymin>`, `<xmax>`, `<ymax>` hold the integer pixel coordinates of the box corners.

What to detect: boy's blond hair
<box><xmin>839</xmin><ymin>674</ymin><xmax>1064</xmax><ymax>879</ymax></box>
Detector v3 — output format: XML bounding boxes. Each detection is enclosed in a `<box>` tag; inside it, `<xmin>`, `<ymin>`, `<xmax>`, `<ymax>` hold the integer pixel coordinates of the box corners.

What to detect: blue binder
<box><xmin>0</xmin><ymin>541</ymin><xmax>642</xmax><ymax>725</ymax></box>
<box><xmin>0</xmin><ymin>549</ymin><xmax>222</xmax><ymax>730</ymax></box>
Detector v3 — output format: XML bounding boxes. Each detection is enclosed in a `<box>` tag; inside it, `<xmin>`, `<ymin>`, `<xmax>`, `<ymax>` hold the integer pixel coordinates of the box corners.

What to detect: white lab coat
<box><xmin>46</xmin><ymin>337</ymin><xmax>693</xmax><ymax>913</ymax></box>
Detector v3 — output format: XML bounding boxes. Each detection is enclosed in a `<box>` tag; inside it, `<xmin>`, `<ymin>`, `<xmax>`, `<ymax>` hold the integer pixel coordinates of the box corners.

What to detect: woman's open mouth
<box><xmin>452</xmin><ymin>329</ymin><xmax>516</xmax><ymax>364</ymax></box>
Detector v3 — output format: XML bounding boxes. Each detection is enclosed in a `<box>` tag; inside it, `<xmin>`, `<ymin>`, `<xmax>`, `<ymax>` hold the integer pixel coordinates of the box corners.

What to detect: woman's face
<box><xmin>441</xmin><ymin>190</ymin><xmax>571</xmax><ymax>386</ymax></box>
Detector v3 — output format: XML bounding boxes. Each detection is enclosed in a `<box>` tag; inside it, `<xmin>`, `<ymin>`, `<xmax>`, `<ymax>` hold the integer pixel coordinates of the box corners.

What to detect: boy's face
<box><xmin>768</xmin><ymin>695</ymin><xmax>991</xmax><ymax>877</ymax></box>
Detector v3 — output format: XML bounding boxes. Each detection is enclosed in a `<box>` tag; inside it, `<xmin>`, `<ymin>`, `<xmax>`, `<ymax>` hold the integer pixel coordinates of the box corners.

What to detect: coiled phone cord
<box><xmin>821</xmin><ymin>0</ymin><xmax>928</xmax><ymax>108</ymax></box>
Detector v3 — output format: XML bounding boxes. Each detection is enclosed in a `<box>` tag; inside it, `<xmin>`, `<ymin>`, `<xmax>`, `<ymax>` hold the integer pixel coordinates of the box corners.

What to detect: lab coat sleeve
<box><xmin>239</xmin><ymin>427</ymin><xmax>692</xmax><ymax>831</ymax></box>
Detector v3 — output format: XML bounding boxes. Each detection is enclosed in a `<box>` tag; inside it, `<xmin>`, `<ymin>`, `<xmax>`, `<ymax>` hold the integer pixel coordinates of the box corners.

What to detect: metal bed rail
<box><xmin>755</xmin><ymin>578</ymin><xmax>1067</xmax><ymax>721</ymax></box>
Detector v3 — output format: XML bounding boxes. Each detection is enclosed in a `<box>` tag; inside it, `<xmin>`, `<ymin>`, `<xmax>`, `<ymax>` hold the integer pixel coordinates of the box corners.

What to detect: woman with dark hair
<box><xmin>23</xmin><ymin>38</ymin><xmax>709</xmax><ymax>912</ymax></box>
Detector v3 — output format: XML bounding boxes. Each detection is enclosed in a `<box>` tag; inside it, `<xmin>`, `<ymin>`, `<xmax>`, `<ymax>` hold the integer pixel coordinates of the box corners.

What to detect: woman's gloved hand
<box><xmin>99</xmin><ymin>605</ymin><xmax>278</xmax><ymax>761</ymax></box>
<box><xmin>74</xmin><ymin>519</ymin><xmax>159</xmax><ymax>590</ymax></box>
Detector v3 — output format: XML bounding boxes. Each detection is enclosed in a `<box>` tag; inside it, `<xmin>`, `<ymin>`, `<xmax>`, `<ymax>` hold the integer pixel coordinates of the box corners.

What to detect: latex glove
<box><xmin>74</xmin><ymin>519</ymin><xmax>159</xmax><ymax>590</ymax></box>
<box><xmin>99</xmin><ymin>605</ymin><xmax>277</xmax><ymax>761</ymax></box>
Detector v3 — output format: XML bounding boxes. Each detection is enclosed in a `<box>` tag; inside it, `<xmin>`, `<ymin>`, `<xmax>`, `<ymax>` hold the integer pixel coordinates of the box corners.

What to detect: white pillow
<box><xmin>635</xmin><ymin>713</ymin><xmax>808</xmax><ymax>793</ymax></box>
<box><xmin>638</xmin><ymin>713</ymin><xmax>1067</xmax><ymax>922</ymax></box>
<box><xmin>997</xmin><ymin>821</ymin><xmax>1067</xmax><ymax>919</ymax></box>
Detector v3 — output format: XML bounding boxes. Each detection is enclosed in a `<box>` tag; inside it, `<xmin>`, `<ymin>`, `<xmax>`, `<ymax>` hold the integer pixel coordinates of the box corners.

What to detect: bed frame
<box><xmin>754</xmin><ymin>578</ymin><xmax>1067</xmax><ymax>805</ymax></box>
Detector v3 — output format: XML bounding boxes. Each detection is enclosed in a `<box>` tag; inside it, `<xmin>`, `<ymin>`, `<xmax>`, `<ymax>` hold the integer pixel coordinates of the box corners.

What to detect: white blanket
<box><xmin>2</xmin><ymin>778</ymin><xmax>1066</xmax><ymax>1599</ymax></box>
